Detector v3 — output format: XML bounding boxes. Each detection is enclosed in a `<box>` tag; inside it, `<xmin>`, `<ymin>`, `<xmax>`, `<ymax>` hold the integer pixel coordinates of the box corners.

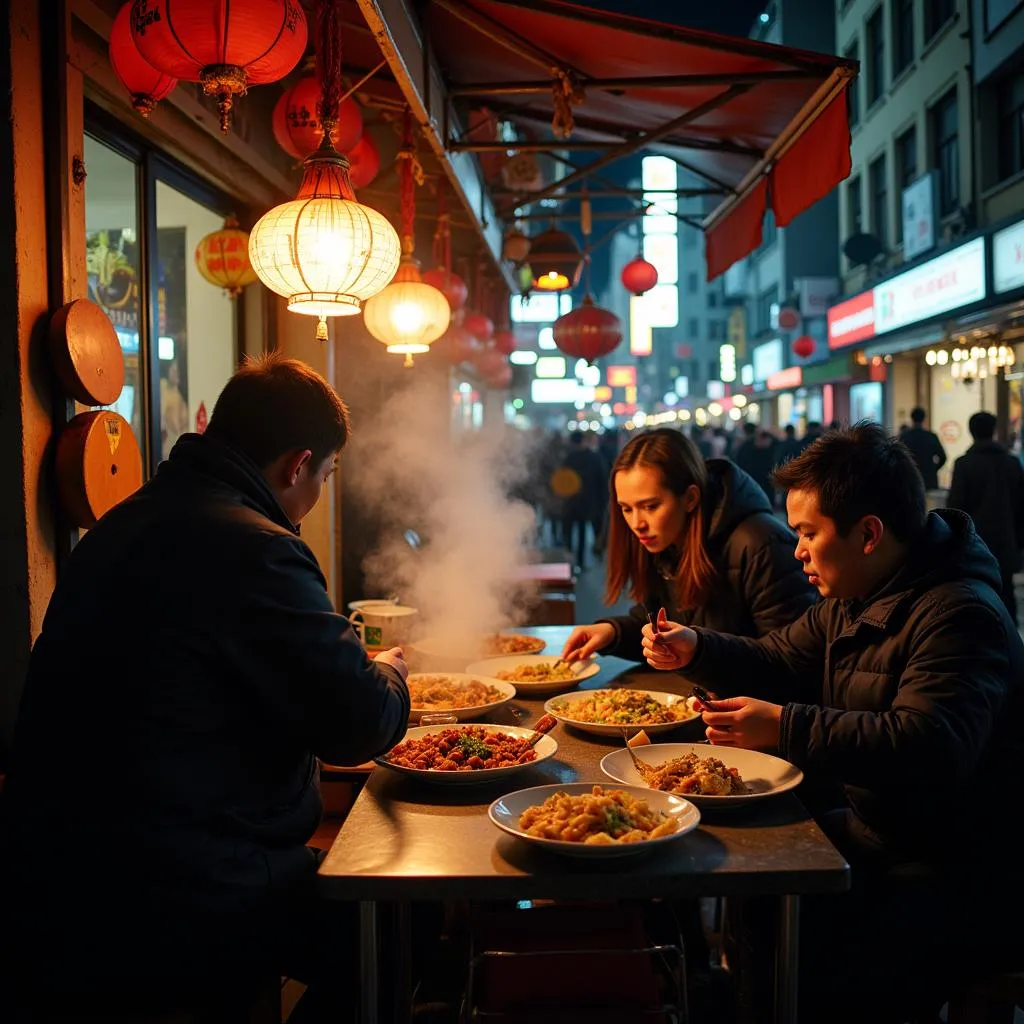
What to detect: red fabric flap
<box><xmin>704</xmin><ymin>178</ymin><xmax>767</xmax><ymax>282</ymax></box>
<box><xmin>771</xmin><ymin>91</ymin><xmax>852</xmax><ymax>228</ymax></box>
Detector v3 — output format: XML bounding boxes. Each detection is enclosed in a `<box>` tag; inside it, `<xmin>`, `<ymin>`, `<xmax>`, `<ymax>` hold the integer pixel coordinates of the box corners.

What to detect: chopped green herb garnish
<box><xmin>458</xmin><ymin>734</ymin><xmax>492</xmax><ymax>759</ymax></box>
<box><xmin>604</xmin><ymin>805</ymin><xmax>634</xmax><ymax>834</ymax></box>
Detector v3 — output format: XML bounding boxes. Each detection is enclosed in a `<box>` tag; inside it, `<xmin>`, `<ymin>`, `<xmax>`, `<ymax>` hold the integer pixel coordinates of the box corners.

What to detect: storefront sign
<box><xmin>607</xmin><ymin>365</ymin><xmax>637</xmax><ymax>388</ymax></box>
<box><xmin>828</xmin><ymin>291</ymin><xmax>875</xmax><ymax>349</ymax></box>
<box><xmin>994</xmin><ymin>218</ymin><xmax>1024</xmax><ymax>294</ymax></box>
<box><xmin>796</xmin><ymin>277</ymin><xmax>838</xmax><ymax>318</ymax></box>
<box><xmin>766</xmin><ymin>366</ymin><xmax>802</xmax><ymax>391</ymax></box>
<box><xmin>901</xmin><ymin>173</ymin><xmax>938</xmax><ymax>262</ymax></box>
<box><xmin>752</xmin><ymin>338</ymin><xmax>783</xmax><ymax>383</ymax></box>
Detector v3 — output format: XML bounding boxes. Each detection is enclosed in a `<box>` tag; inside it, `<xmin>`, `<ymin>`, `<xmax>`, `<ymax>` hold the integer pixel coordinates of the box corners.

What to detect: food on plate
<box><xmin>518</xmin><ymin>785</ymin><xmax>680</xmax><ymax>845</ymax></box>
<box><xmin>627</xmin><ymin>729</ymin><xmax>652</xmax><ymax>748</ymax></box>
<box><xmin>549</xmin><ymin>689</ymin><xmax>696</xmax><ymax>726</ymax></box>
<box><xmin>384</xmin><ymin>726</ymin><xmax>537</xmax><ymax>772</ymax></box>
<box><xmin>482</xmin><ymin>633</ymin><xmax>546</xmax><ymax>656</ymax></box>
<box><xmin>407</xmin><ymin>675</ymin><xmax>506</xmax><ymax>710</ymax></box>
<box><xmin>495</xmin><ymin>661</ymin><xmax>575</xmax><ymax>683</ymax></box>
<box><xmin>633</xmin><ymin>751</ymin><xmax>748</xmax><ymax>796</ymax></box>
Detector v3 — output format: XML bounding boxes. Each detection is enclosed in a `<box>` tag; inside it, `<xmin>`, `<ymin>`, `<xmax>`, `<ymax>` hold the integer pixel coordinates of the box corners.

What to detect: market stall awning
<box><xmin>425</xmin><ymin>0</ymin><xmax>857</xmax><ymax>280</ymax></box>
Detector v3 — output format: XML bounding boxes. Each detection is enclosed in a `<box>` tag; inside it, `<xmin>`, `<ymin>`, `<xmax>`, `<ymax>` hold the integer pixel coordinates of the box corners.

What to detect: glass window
<box><xmin>756</xmin><ymin>286</ymin><xmax>778</xmax><ymax>335</ymax></box>
<box><xmin>688</xmin><ymin>317</ymin><xmax>700</xmax><ymax>336</ymax></box>
<box><xmin>847</xmin><ymin>174</ymin><xmax>863</xmax><ymax>234</ymax></box>
<box><xmin>866</xmin><ymin>7</ymin><xmax>885</xmax><ymax>106</ymax></box>
<box><xmin>845</xmin><ymin>42</ymin><xmax>860</xmax><ymax>128</ymax></box>
<box><xmin>892</xmin><ymin>0</ymin><xmax>914</xmax><ymax>77</ymax></box>
<box><xmin>924</xmin><ymin>0</ymin><xmax>955</xmax><ymax>43</ymax></box>
<box><xmin>870</xmin><ymin>155</ymin><xmax>888</xmax><ymax>251</ymax></box>
<box><xmin>931</xmin><ymin>88</ymin><xmax>959</xmax><ymax>216</ymax></box>
<box><xmin>895</xmin><ymin>127</ymin><xmax>917</xmax><ymax>242</ymax></box>
<box><xmin>687</xmin><ymin>271</ymin><xmax>698</xmax><ymax>294</ymax></box>
<box><xmin>998</xmin><ymin>73</ymin><xmax>1024</xmax><ymax>182</ymax></box>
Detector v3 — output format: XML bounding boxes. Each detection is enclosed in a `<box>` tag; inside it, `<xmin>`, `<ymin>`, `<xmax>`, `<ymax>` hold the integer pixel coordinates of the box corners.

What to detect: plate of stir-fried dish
<box><xmin>406</xmin><ymin>674</ymin><xmax>516</xmax><ymax>722</ymax></box>
<box><xmin>545</xmin><ymin>689</ymin><xmax>699</xmax><ymax>736</ymax></box>
<box><xmin>464</xmin><ymin>655</ymin><xmax>600</xmax><ymax>696</ymax></box>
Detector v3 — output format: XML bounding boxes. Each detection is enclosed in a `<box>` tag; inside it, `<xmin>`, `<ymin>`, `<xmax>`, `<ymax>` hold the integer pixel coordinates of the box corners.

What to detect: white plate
<box><xmin>375</xmin><ymin>724</ymin><xmax>558</xmax><ymax>785</ymax></box>
<box><xmin>406</xmin><ymin>673</ymin><xmax>517</xmax><ymax>722</ymax></box>
<box><xmin>600</xmin><ymin>742</ymin><xmax>804</xmax><ymax>807</ymax></box>
<box><xmin>488</xmin><ymin>782</ymin><xmax>700</xmax><ymax>859</ymax></box>
<box><xmin>464</xmin><ymin>654</ymin><xmax>600</xmax><ymax>697</ymax></box>
<box><xmin>544</xmin><ymin>689</ymin><xmax>700</xmax><ymax>737</ymax></box>
<box><xmin>410</xmin><ymin>633</ymin><xmax>547</xmax><ymax>672</ymax></box>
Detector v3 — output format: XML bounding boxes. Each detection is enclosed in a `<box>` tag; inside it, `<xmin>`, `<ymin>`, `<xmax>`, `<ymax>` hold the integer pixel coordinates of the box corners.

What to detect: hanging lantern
<box><xmin>793</xmin><ymin>335</ymin><xmax>816</xmax><ymax>359</ymax></box>
<box><xmin>621</xmin><ymin>257</ymin><xmax>659</xmax><ymax>297</ymax></box>
<box><xmin>441</xmin><ymin>325</ymin><xmax>479</xmax><ymax>366</ymax></box>
<box><xmin>464</xmin><ymin>313</ymin><xmax>494</xmax><ymax>343</ymax></box>
<box><xmin>502</xmin><ymin>228</ymin><xmax>531</xmax><ymax>264</ymax></box>
<box><xmin>130</xmin><ymin>0</ymin><xmax>308</xmax><ymax>133</ymax></box>
<box><xmin>362</xmin><ymin>110</ymin><xmax>450</xmax><ymax>360</ymax></box>
<box><xmin>272</xmin><ymin>69</ymin><xmax>362</xmax><ymax>159</ymax></box>
<box><xmin>195</xmin><ymin>217</ymin><xmax>259</xmax><ymax>298</ymax></box>
<box><xmin>529</xmin><ymin>228</ymin><xmax>583</xmax><ymax>292</ymax></box>
<box><xmin>109</xmin><ymin>3</ymin><xmax>177</xmax><ymax>117</ymax></box>
<box><xmin>484</xmin><ymin>360</ymin><xmax>513</xmax><ymax>389</ymax></box>
<box><xmin>347</xmin><ymin>133</ymin><xmax>380</xmax><ymax>189</ymax></box>
<box><xmin>493</xmin><ymin>328</ymin><xmax>516</xmax><ymax>356</ymax></box>
<box><xmin>474</xmin><ymin>345</ymin><xmax>506</xmax><ymax>380</ymax></box>
<box><xmin>553</xmin><ymin>295</ymin><xmax>622</xmax><ymax>365</ymax></box>
<box><xmin>422</xmin><ymin>268</ymin><xmax>468</xmax><ymax>311</ymax></box>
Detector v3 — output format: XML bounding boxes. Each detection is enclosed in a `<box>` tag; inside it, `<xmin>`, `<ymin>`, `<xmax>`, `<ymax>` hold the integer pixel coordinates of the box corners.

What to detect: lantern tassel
<box><xmin>403</xmin><ymin>353</ymin><xmax>414</xmax><ymax>368</ymax></box>
<box><xmin>316</xmin><ymin>316</ymin><xmax>329</xmax><ymax>341</ymax></box>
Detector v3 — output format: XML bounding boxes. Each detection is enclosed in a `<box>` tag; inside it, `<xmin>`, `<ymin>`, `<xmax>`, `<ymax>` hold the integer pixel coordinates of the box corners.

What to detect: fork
<box><xmin>619</xmin><ymin>728</ymin><xmax>655</xmax><ymax>782</ymax></box>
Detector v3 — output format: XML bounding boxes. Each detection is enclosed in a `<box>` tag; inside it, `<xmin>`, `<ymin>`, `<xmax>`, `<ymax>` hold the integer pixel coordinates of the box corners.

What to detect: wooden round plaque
<box><xmin>56</xmin><ymin>411</ymin><xmax>143</xmax><ymax>528</ymax></box>
<box><xmin>48</xmin><ymin>299</ymin><xmax>126</xmax><ymax>407</ymax></box>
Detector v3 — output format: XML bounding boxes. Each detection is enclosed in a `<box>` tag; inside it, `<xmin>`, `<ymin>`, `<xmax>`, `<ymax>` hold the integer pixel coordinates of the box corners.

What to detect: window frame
<box><xmin>891</xmin><ymin>0</ymin><xmax>914</xmax><ymax>79</ymax></box>
<box><xmin>930</xmin><ymin>88</ymin><xmax>959</xmax><ymax>217</ymax></box>
<box><xmin>895</xmin><ymin>126</ymin><xmax>918</xmax><ymax>242</ymax></box>
<box><xmin>924</xmin><ymin>0</ymin><xmax>955</xmax><ymax>44</ymax></box>
<box><xmin>869</xmin><ymin>154</ymin><xmax>888</xmax><ymax>251</ymax></box>
<box><xmin>866</xmin><ymin>6</ymin><xmax>886</xmax><ymax>107</ymax></box>
<box><xmin>997</xmin><ymin>73</ymin><xmax>1024</xmax><ymax>182</ymax></box>
<box><xmin>845</xmin><ymin>40</ymin><xmax>861</xmax><ymax>128</ymax></box>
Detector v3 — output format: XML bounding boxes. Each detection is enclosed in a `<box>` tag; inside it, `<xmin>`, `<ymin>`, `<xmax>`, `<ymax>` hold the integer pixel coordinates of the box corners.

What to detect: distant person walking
<box><xmin>901</xmin><ymin>406</ymin><xmax>947</xmax><ymax>490</ymax></box>
<box><xmin>555</xmin><ymin>432</ymin><xmax>607</xmax><ymax>572</ymax></box>
<box><xmin>774</xmin><ymin>424</ymin><xmax>802</xmax><ymax>466</ymax></box>
<box><xmin>735</xmin><ymin>423</ymin><xmax>777</xmax><ymax>505</ymax></box>
<box><xmin>947</xmin><ymin>411</ymin><xmax>1024</xmax><ymax>622</ymax></box>
<box><xmin>798</xmin><ymin>420</ymin><xmax>824</xmax><ymax>454</ymax></box>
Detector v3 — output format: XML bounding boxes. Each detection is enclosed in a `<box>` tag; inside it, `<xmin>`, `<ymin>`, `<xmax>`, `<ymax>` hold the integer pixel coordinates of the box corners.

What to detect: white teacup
<box><xmin>347</xmin><ymin>598</ymin><xmax>398</xmax><ymax>614</ymax></box>
<box><xmin>349</xmin><ymin>604</ymin><xmax>418</xmax><ymax>649</ymax></box>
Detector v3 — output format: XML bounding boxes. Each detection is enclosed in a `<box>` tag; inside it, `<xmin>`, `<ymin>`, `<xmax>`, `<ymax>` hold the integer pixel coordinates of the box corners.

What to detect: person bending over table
<box><xmin>1</xmin><ymin>354</ymin><xmax>410</xmax><ymax>1021</ymax></box>
<box><xmin>641</xmin><ymin>422</ymin><xmax>1024</xmax><ymax>1023</ymax></box>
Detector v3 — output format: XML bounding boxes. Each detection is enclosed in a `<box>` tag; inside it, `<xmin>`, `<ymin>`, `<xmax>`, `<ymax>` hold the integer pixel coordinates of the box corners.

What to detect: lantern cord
<box><xmin>397</xmin><ymin>109</ymin><xmax>418</xmax><ymax>257</ymax></box>
<box><xmin>315</xmin><ymin>0</ymin><xmax>344</xmax><ymax>138</ymax></box>
<box><xmin>433</xmin><ymin>183</ymin><xmax>452</xmax><ymax>278</ymax></box>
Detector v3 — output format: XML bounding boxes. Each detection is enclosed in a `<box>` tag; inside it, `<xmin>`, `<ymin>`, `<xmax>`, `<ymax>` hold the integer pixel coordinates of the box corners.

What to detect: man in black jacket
<box><xmin>1</xmin><ymin>354</ymin><xmax>410</xmax><ymax>1015</ymax></box>
<box><xmin>900</xmin><ymin>405</ymin><xmax>947</xmax><ymax>489</ymax></box>
<box><xmin>642</xmin><ymin>423</ymin><xmax>1024</xmax><ymax>1022</ymax></box>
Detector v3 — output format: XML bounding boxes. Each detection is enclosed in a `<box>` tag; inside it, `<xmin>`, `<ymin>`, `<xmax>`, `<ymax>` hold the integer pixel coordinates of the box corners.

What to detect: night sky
<box><xmin>578</xmin><ymin>0</ymin><xmax>771</xmax><ymax>38</ymax></box>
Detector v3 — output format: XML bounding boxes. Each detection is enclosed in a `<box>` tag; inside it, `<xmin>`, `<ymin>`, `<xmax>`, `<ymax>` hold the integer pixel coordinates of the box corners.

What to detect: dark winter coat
<box><xmin>900</xmin><ymin>425</ymin><xmax>947</xmax><ymax>490</ymax></box>
<box><xmin>2</xmin><ymin>433</ymin><xmax>409</xmax><ymax>918</ymax></box>
<box><xmin>684</xmin><ymin>510</ymin><xmax>1024</xmax><ymax>865</ymax></box>
<box><xmin>947</xmin><ymin>439</ymin><xmax>1024</xmax><ymax>574</ymax></box>
<box><xmin>598</xmin><ymin>459</ymin><xmax>816</xmax><ymax>659</ymax></box>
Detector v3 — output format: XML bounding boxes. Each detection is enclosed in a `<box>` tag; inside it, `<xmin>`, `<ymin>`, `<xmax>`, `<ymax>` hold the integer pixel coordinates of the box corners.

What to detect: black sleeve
<box><xmin>933</xmin><ymin>434</ymin><xmax>948</xmax><ymax>470</ymax></box>
<box><xmin>742</xmin><ymin>533</ymin><xmax>818</xmax><ymax>637</ymax></box>
<box><xmin>946</xmin><ymin>457</ymin><xmax>967</xmax><ymax>512</ymax></box>
<box><xmin>598</xmin><ymin>602</ymin><xmax>648</xmax><ymax>662</ymax></box>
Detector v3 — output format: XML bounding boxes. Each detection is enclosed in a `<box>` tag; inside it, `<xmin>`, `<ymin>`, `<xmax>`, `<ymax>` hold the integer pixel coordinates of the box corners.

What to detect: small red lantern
<box><xmin>474</xmin><ymin>346</ymin><xmax>506</xmax><ymax>380</ymax></box>
<box><xmin>621</xmin><ymin>257</ymin><xmax>659</xmax><ymax>296</ymax></box>
<box><xmin>778</xmin><ymin>306</ymin><xmax>801</xmax><ymax>331</ymax></box>
<box><xmin>553</xmin><ymin>296</ymin><xmax>623</xmax><ymax>365</ymax></box>
<box><xmin>347</xmin><ymin>133</ymin><xmax>380</xmax><ymax>189</ymax></box>
<box><xmin>130</xmin><ymin>0</ymin><xmax>307</xmax><ymax>132</ymax></box>
<box><xmin>272</xmin><ymin>71</ymin><xmax>362</xmax><ymax>159</ymax></box>
<box><xmin>422</xmin><ymin>268</ymin><xmax>468</xmax><ymax>312</ymax></box>
<box><xmin>194</xmin><ymin>216</ymin><xmax>258</xmax><ymax>298</ymax></box>
<box><xmin>493</xmin><ymin>328</ymin><xmax>516</xmax><ymax>356</ymax></box>
<box><xmin>109</xmin><ymin>3</ymin><xmax>177</xmax><ymax>117</ymax></box>
<box><xmin>793</xmin><ymin>335</ymin><xmax>816</xmax><ymax>359</ymax></box>
<box><xmin>465</xmin><ymin>313</ymin><xmax>494</xmax><ymax>343</ymax></box>
<box><xmin>485</xmin><ymin>360</ymin><xmax>513</xmax><ymax>389</ymax></box>
<box><xmin>441</xmin><ymin>325</ymin><xmax>479</xmax><ymax>365</ymax></box>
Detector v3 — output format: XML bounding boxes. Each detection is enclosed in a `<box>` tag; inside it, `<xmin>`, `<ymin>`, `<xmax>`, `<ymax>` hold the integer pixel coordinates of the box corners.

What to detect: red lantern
<box><xmin>485</xmin><ymin>360</ymin><xmax>513</xmax><ymax>389</ymax></box>
<box><xmin>441</xmin><ymin>325</ymin><xmax>479</xmax><ymax>365</ymax></box>
<box><xmin>347</xmin><ymin>133</ymin><xmax>380</xmax><ymax>189</ymax></box>
<box><xmin>130</xmin><ymin>0</ymin><xmax>307</xmax><ymax>132</ymax></box>
<box><xmin>272</xmin><ymin>72</ymin><xmax>362</xmax><ymax>159</ymax></box>
<box><xmin>493</xmin><ymin>328</ymin><xmax>516</xmax><ymax>356</ymax></box>
<box><xmin>474</xmin><ymin>346</ymin><xmax>506</xmax><ymax>380</ymax></box>
<box><xmin>778</xmin><ymin>306</ymin><xmax>801</xmax><ymax>331</ymax></box>
<box><xmin>465</xmin><ymin>313</ymin><xmax>494</xmax><ymax>343</ymax></box>
<box><xmin>422</xmin><ymin>268</ymin><xmax>468</xmax><ymax>312</ymax></box>
<box><xmin>109</xmin><ymin>3</ymin><xmax>177</xmax><ymax>117</ymax></box>
<box><xmin>621</xmin><ymin>257</ymin><xmax>659</xmax><ymax>296</ymax></box>
<box><xmin>793</xmin><ymin>335</ymin><xmax>816</xmax><ymax>359</ymax></box>
<box><xmin>553</xmin><ymin>296</ymin><xmax>623</xmax><ymax>365</ymax></box>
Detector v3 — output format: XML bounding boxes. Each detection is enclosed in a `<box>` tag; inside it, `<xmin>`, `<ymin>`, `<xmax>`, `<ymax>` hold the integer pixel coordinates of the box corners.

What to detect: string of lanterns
<box><xmin>926</xmin><ymin>344</ymin><xmax>1016</xmax><ymax>380</ymax></box>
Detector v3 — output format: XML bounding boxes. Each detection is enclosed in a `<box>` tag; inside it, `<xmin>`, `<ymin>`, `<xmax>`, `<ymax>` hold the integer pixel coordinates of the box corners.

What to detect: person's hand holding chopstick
<box><xmin>641</xmin><ymin>606</ymin><xmax>699</xmax><ymax>671</ymax></box>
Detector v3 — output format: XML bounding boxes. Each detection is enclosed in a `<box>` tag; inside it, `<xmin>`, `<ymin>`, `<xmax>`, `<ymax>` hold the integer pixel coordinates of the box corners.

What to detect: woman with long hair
<box><xmin>561</xmin><ymin>427</ymin><xmax>815</xmax><ymax>664</ymax></box>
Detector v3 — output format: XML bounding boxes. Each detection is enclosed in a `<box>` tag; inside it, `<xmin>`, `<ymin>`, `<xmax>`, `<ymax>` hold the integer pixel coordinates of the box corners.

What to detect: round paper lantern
<box><xmin>249</xmin><ymin>137</ymin><xmax>401</xmax><ymax>339</ymax></box>
<box><xmin>529</xmin><ymin>228</ymin><xmax>583</xmax><ymax>292</ymax></box>
<box><xmin>130</xmin><ymin>0</ymin><xmax>307</xmax><ymax>132</ymax></box>
<box><xmin>553</xmin><ymin>295</ymin><xmax>622</xmax><ymax>364</ymax></box>
<box><xmin>273</xmin><ymin>72</ymin><xmax>362</xmax><ymax>159</ymax></box>
<box><xmin>485</xmin><ymin>360</ymin><xmax>513</xmax><ymax>389</ymax></box>
<box><xmin>347</xmin><ymin>133</ymin><xmax>380</xmax><ymax>189</ymax></box>
<box><xmin>778</xmin><ymin>306</ymin><xmax>801</xmax><ymax>331</ymax></box>
<box><xmin>621</xmin><ymin>257</ymin><xmax>658</xmax><ymax>296</ymax></box>
<box><xmin>502</xmin><ymin>229</ymin><xmax>531</xmax><ymax>264</ymax></box>
<box><xmin>493</xmin><ymin>328</ymin><xmax>516</xmax><ymax>356</ymax></box>
<box><xmin>422</xmin><ymin>268</ymin><xmax>468</xmax><ymax>311</ymax></box>
<box><xmin>793</xmin><ymin>335</ymin><xmax>816</xmax><ymax>359</ymax></box>
<box><xmin>109</xmin><ymin>2</ymin><xmax>177</xmax><ymax>117</ymax></box>
<box><xmin>474</xmin><ymin>346</ymin><xmax>506</xmax><ymax>380</ymax></box>
<box><xmin>195</xmin><ymin>216</ymin><xmax>258</xmax><ymax>298</ymax></box>
<box><xmin>363</xmin><ymin>259</ymin><xmax>451</xmax><ymax>357</ymax></box>
<box><xmin>464</xmin><ymin>313</ymin><xmax>494</xmax><ymax>343</ymax></box>
<box><xmin>441</xmin><ymin>325</ymin><xmax>479</xmax><ymax>365</ymax></box>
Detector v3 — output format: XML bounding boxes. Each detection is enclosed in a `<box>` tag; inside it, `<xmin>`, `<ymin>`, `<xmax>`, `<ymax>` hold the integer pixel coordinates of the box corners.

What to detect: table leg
<box><xmin>360</xmin><ymin>900</ymin><xmax>378</xmax><ymax>1024</ymax></box>
<box><xmin>774</xmin><ymin>894</ymin><xmax>800</xmax><ymax>1024</ymax></box>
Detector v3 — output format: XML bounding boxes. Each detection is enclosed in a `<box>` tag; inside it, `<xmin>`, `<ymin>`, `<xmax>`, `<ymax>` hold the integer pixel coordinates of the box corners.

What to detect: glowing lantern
<box><xmin>130</xmin><ymin>0</ymin><xmax>307</xmax><ymax>133</ymax></box>
<box><xmin>422</xmin><ymin>268</ymin><xmax>468</xmax><ymax>311</ymax></box>
<box><xmin>109</xmin><ymin>3</ymin><xmax>177</xmax><ymax>117</ymax></box>
<box><xmin>465</xmin><ymin>313</ymin><xmax>494</xmax><ymax>343</ymax></box>
<box><xmin>553</xmin><ymin>295</ymin><xmax>622</xmax><ymax>365</ymax></box>
<box><xmin>621</xmin><ymin>257</ymin><xmax>658</xmax><ymax>297</ymax></box>
<box><xmin>272</xmin><ymin>70</ymin><xmax>362</xmax><ymax>159</ymax></box>
<box><xmin>347</xmin><ymin>133</ymin><xmax>380</xmax><ymax>189</ymax></box>
<box><xmin>793</xmin><ymin>335</ymin><xmax>816</xmax><ymax>359</ymax></box>
<box><xmin>493</xmin><ymin>328</ymin><xmax>516</xmax><ymax>356</ymax></box>
<box><xmin>529</xmin><ymin>228</ymin><xmax>583</xmax><ymax>292</ymax></box>
<box><xmin>195</xmin><ymin>217</ymin><xmax>258</xmax><ymax>298</ymax></box>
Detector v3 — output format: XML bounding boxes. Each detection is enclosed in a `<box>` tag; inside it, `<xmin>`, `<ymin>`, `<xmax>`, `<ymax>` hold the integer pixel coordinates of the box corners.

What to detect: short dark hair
<box><xmin>910</xmin><ymin>407</ymin><xmax>926</xmax><ymax>424</ymax></box>
<box><xmin>784</xmin><ymin>424</ymin><xmax>795</xmax><ymax>436</ymax></box>
<box><xmin>969</xmin><ymin>411</ymin><xmax>997</xmax><ymax>441</ymax></box>
<box><xmin>206</xmin><ymin>352</ymin><xmax>350</xmax><ymax>468</ymax></box>
<box><xmin>773</xmin><ymin>421</ymin><xmax>926</xmax><ymax>542</ymax></box>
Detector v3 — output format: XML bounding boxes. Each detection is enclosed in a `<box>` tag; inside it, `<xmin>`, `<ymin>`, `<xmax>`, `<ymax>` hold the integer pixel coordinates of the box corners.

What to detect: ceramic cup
<box><xmin>349</xmin><ymin>604</ymin><xmax>419</xmax><ymax>648</ymax></box>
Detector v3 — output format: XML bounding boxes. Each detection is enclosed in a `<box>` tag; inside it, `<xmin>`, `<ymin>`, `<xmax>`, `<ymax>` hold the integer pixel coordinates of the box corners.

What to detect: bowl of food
<box><xmin>406</xmin><ymin>673</ymin><xmax>516</xmax><ymax>722</ymax></box>
<box><xmin>409</xmin><ymin>632</ymin><xmax>546</xmax><ymax>672</ymax></box>
<box><xmin>464</xmin><ymin>654</ymin><xmax>600</xmax><ymax>697</ymax></box>
<box><xmin>545</xmin><ymin>688</ymin><xmax>699</xmax><ymax>737</ymax></box>
<box><xmin>488</xmin><ymin>782</ymin><xmax>700</xmax><ymax>858</ymax></box>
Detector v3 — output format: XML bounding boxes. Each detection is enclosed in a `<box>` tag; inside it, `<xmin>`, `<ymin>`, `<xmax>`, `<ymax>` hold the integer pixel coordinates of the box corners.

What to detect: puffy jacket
<box><xmin>2</xmin><ymin>433</ymin><xmax>409</xmax><ymax>915</ymax></box>
<box><xmin>599</xmin><ymin>459</ymin><xmax>815</xmax><ymax>659</ymax></box>
<box><xmin>685</xmin><ymin>509</ymin><xmax>1024</xmax><ymax>864</ymax></box>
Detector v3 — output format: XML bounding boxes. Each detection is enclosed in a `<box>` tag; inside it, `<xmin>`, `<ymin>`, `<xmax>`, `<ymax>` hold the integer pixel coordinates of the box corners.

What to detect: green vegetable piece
<box><xmin>457</xmin><ymin>733</ymin><xmax>492</xmax><ymax>760</ymax></box>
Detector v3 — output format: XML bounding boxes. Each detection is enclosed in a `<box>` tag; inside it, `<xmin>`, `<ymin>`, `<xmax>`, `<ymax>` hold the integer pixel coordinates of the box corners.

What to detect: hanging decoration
<box><xmin>502</xmin><ymin>227</ymin><xmax>531</xmax><ymax>264</ymax></box>
<box><xmin>621</xmin><ymin>256</ymin><xmax>659</xmax><ymax>297</ymax></box>
<box><xmin>792</xmin><ymin>335</ymin><xmax>816</xmax><ymax>359</ymax></box>
<box><xmin>347</xmin><ymin>133</ymin><xmax>380</xmax><ymax>189</ymax></box>
<box><xmin>553</xmin><ymin>296</ymin><xmax>622</xmax><ymax>365</ymax></box>
<box><xmin>109</xmin><ymin>2</ymin><xmax>177</xmax><ymax>117</ymax></box>
<box><xmin>493</xmin><ymin>328</ymin><xmax>516</xmax><ymax>356</ymax></box>
<box><xmin>441</xmin><ymin>324</ymin><xmax>479</xmax><ymax>366</ymax></box>
<box><xmin>272</xmin><ymin>64</ymin><xmax>363</xmax><ymax>160</ymax></box>
<box><xmin>421</xmin><ymin>184</ymin><xmax>468</xmax><ymax>310</ymax></box>
<box><xmin>248</xmin><ymin>0</ymin><xmax>400</xmax><ymax>339</ymax></box>
<box><xmin>362</xmin><ymin>110</ymin><xmax>451</xmax><ymax>366</ymax></box>
<box><xmin>529</xmin><ymin>226</ymin><xmax>583</xmax><ymax>292</ymax></box>
<box><xmin>195</xmin><ymin>217</ymin><xmax>259</xmax><ymax>298</ymax></box>
<box><xmin>465</xmin><ymin>313</ymin><xmax>494</xmax><ymax>343</ymax></box>
<box><xmin>130</xmin><ymin>0</ymin><xmax>308</xmax><ymax>133</ymax></box>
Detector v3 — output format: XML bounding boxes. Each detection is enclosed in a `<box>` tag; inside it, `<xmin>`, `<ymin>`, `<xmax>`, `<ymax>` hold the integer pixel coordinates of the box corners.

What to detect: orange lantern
<box><xmin>130</xmin><ymin>0</ymin><xmax>307</xmax><ymax>132</ymax></box>
<box><xmin>422</xmin><ymin>268</ymin><xmax>468</xmax><ymax>311</ymax></box>
<box><xmin>195</xmin><ymin>217</ymin><xmax>259</xmax><ymax>298</ymax></box>
<box><xmin>347</xmin><ymin>133</ymin><xmax>380</xmax><ymax>189</ymax></box>
<box><xmin>272</xmin><ymin>71</ymin><xmax>362</xmax><ymax>159</ymax></box>
<box><xmin>109</xmin><ymin>3</ymin><xmax>177</xmax><ymax>117</ymax></box>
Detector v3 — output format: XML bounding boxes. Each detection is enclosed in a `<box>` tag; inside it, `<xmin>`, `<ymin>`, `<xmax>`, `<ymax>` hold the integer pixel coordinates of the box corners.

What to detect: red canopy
<box><xmin>426</xmin><ymin>0</ymin><xmax>856</xmax><ymax>280</ymax></box>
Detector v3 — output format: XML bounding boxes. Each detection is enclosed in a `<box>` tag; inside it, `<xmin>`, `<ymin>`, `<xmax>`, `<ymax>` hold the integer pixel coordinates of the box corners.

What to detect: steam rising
<box><xmin>344</xmin><ymin>375</ymin><xmax>541</xmax><ymax>654</ymax></box>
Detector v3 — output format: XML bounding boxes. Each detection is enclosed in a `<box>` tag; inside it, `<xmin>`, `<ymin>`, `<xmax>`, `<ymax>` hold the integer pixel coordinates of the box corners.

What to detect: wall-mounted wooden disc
<box><xmin>48</xmin><ymin>299</ymin><xmax>125</xmax><ymax>407</ymax></box>
<box><xmin>56</xmin><ymin>411</ymin><xmax>143</xmax><ymax>528</ymax></box>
